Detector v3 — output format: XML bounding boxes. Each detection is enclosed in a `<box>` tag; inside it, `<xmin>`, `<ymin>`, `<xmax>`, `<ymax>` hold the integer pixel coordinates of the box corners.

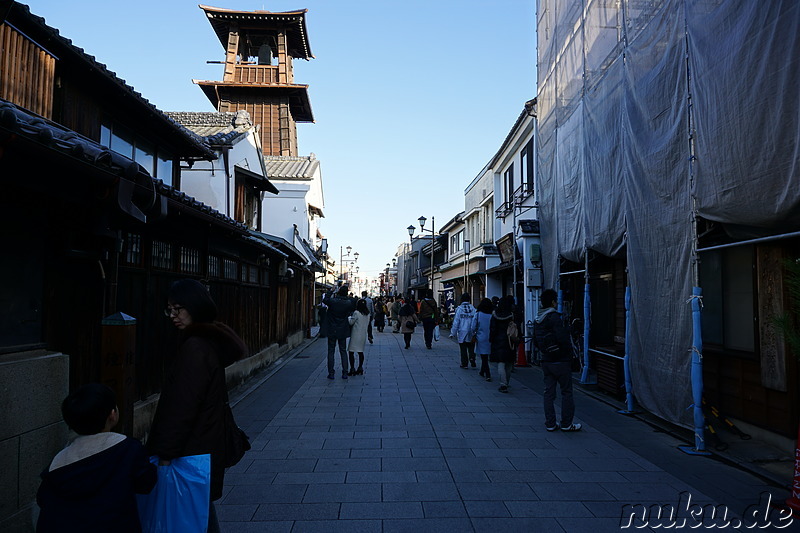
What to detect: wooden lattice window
<box><xmin>246</xmin><ymin>264</ymin><xmax>259</xmax><ymax>284</ymax></box>
<box><xmin>151</xmin><ymin>241</ymin><xmax>173</xmax><ymax>270</ymax></box>
<box><xmin>208</xmin><ymin>256</ymin><xmax>220</xmax><ymax>278</ymax></box>
<box><xmin>180</xmin><ymin>247</ymin><xmax>201</xmax><ymax>274</ymax></box>
<box><xmin>124</xmin><ymin>233</ymin><xmax>143</xmax><ymax>266</ymax></box>
<box><xmin>223</xmin><ymin>258</ymin><xmax>238</xmax><ymax>280</ymax></box>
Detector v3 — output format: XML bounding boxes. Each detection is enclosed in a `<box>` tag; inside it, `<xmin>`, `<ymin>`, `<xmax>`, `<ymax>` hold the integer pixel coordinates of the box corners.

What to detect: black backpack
<box><xmin>533</xmin><ymin>314</ymin><xmax>561</xmax><ymax>356</ymax></box>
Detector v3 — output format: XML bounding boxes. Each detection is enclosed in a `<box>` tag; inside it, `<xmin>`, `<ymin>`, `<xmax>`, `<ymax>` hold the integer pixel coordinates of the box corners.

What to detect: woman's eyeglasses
<box><xmin>164</xmin><ymin>305</ymin><xmax>185</xmax><ymax>317</ymax></box>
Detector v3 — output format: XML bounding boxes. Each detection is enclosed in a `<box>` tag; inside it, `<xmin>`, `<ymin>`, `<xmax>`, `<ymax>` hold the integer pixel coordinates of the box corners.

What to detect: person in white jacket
<box><xmin>347</xmin><ymin>299</ymin><xmax>371</xmax><ymax>375</ymax></box>
<box><xmin>449</xmin><ymin>293</ymin><xmax>477</xmax><ymax>368</ymax></box>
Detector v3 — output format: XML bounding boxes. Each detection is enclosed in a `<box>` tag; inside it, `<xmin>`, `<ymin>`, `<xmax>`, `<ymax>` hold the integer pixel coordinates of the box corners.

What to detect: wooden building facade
<box><xmin>0</xmin><ymin>3</ymin><xmax>311</xmax><ymax>530</ymax></box>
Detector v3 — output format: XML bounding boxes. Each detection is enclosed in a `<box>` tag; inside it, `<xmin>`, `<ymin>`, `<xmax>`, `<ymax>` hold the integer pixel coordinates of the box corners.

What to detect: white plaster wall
<box><xmin>261</xmin><ymin>183</ymin><xmax>310</xmax><ymax>244</ymax></box>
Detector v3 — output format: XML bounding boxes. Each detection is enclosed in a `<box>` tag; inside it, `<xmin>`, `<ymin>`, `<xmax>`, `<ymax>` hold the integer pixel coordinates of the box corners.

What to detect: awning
<box><xmin>235</xmin><ymin>165</ymin><xmax>279</xmax><ymax>194</ymax></box>
<box><xmin>483</xmin><ymin>262</ymin><xmax>513</xmax><ymax>275</ymax></box>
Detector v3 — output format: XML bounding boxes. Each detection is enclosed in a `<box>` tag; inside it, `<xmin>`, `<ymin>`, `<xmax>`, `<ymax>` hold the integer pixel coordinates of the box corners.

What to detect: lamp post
<box><xmin>317</xmin><ymin>237</ymin><xmax>329</xmax><ymax>287</ymax></box>
<box><xmin>408</xmin><ymin>216</ymin><xmax>435</xmax><ymax>297</ymax></box>
<box><xmin>463</xmin><ymin>239</ymin><xmax>470</xmax><ymax>300</ymax></box>
<box><xmin>339</xmin><ymin>245</ymin><xmax>358</xmax><ymax>285</ymax></box>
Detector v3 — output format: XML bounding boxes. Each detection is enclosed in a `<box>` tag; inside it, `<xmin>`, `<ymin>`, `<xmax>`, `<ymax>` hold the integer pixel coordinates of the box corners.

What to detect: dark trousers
<box><xmin>542</xmin><ymin>361</ymin><xmax>575</xmax><ymax>428</ymax></box>
<box><xmin>421</xmin><ymin>317</ymin><xmax>436</xmax><ymax>348</ymax></box>
<box><xmin>327</xmin><ymin>336</ymin><xmax>348</xmax><ymax>374</ymax></box>
<box><xmin>403</xmin><ymin>333</ymin><xmax>412</xmax><ymax>348</ymax></box>
<box><xmin>479</xmin><ymin>354</ymin><xmax>491</xmax><ymax>377</ymax></box>
<box><xmin>459</xmin><ymin>342</ymin><xmax>475</xmax><ymax>366</ymax></box>
<box><xmin>367</xmin><ymin>318</ymin><xmax>373</xmax><ymax>340</ymax></box>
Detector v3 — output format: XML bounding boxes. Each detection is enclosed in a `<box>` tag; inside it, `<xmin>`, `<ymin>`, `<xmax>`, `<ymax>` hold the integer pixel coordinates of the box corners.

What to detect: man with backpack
<box><xmin>534</xmin><ymin>289</ymin><xmax>581</xmax><ymax>432</ymax></box>
<box><xmin>418</xmin><ymin>289</ymin><xmax>440</xmax><ymax>349</ymax></box>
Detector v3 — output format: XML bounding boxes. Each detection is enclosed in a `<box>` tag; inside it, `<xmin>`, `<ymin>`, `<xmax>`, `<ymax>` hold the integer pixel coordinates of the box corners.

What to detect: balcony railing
<box><xmin>495</xmin><ymin>184</ymin><xmax>534</xmax><ymax>219</ymax></box>
<box><xmin>233</xmin><ymin>64</ymin><xmax>279</xmax><ymax>84</ymax></box>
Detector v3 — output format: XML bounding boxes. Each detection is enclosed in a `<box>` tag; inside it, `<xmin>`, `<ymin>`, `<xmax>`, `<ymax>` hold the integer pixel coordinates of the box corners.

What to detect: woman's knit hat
<box><xmin>168</xmin><ymin>279</ymin><xmax>217</xmax><ymax>323</ymax></box>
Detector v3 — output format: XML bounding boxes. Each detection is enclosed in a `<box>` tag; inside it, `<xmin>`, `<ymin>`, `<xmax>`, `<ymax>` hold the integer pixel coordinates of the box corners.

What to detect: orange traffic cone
<box><xmin>515</xmin><ymin>342</ymin><xmax>529</xmax><ymax>367</ymax></box>
<box><xmin>787</xmin><ymin>425</ymin><xmax>800</xmax><ymax>515</ymax></box>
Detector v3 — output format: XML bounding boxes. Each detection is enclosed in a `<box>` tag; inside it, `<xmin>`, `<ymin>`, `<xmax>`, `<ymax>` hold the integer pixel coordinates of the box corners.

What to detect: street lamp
<box><xmin>340</xmin><ymin>246</ymin><xmax>358</xmax><ymax>285</ymax></box>
<box><xmin>409</xmin><ymin>216</ymin><xmax>435</xmax><ymax>296</ymax></box>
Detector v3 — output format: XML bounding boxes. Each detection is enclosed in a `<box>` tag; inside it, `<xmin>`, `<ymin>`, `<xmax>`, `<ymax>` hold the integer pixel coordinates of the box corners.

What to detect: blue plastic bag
<box><xmin>137</xmin><ymin>454</ymin><xmax>211</xmax><ymax>533</ymax></box>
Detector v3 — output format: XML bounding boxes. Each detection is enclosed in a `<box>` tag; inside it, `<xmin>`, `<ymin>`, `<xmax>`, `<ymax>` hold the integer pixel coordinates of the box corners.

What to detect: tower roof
<box><xmin>192</xmin><ymin>81</ymin><xmax>315</xmax><ymax>123</ymax></box>
<box><xmin>199</xmin><ymin>5</ymin><xmax>314</xmax><ymax>60</ymax></box>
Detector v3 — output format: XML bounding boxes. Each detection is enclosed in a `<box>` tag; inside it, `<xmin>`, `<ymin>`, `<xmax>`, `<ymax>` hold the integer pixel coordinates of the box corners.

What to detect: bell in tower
<box><xmin>257</xmin><ymin>42</ymin><xmax>273</xmax><ymax>65</ymax></box>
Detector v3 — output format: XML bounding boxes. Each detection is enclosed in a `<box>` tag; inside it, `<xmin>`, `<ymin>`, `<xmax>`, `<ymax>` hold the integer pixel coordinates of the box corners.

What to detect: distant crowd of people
<box><xmin>318</xmin><ymin>284</ymin><xmax>581</xmax><ymax>434</ymax></box>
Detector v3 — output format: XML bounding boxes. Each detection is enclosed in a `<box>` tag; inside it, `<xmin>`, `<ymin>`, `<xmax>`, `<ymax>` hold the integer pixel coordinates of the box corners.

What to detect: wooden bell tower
<box><xmin>195</xmin><ymin>5</ymin><xmax>315</xmax><ymax>157</ymax></box>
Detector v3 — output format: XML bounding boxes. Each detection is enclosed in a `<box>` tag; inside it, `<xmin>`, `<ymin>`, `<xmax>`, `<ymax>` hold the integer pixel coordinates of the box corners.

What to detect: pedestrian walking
<box><xmin>450</xmin><ymin>293</ymin><xmax>477</xmax><ymax>368</ymax></box>
<box><xmin>534</xmin><ymin>289</ymin><xmax>581</xmax><ymax>431</ymax></box>
<box><xmin>374</xmin><ymin>297</ymin><xmax>387</xmax><ymax>333</ymax></box>
<box><xmin>361</xmin><ymin>291</ymin><xmax>375</xmax><ymax>344</ymax></box>
<box><xmin>36</xmin><ymin>383</ymin><xmax>157</xmax><ymax>533</ymax></box>
<box><xmin>418</xmin><ymin>290</ymin><xmax>440</xmax><ymax>349</ymax></box>
<box><xmin>147</xmin><ymin>279</ymin><xmax>248</xmax><ymax>532</ymax></box>
<box><xmin>324</xmin><ymin>285</ymin><xmax>357</xmax><ymax>379</ymax></box>
<box><xmin>347</xmin><ymin>299</ymin><xmax>370</xmax><ymax>375</ymax></box>
<box><xmin>390</xmin><ymin>296</ymin><xmax>402</xmax><ymax>333</ymax></box>
<box><xmin>398</xmin><ymin>300</ymin><xmax>420</xmax><ymax>349</ymax></box>
<box><xmin>472</xmin><ymin>298</ymin><xmax>494</xmax><ymax>381</ymax></box>
<box><xmin>489</xmin><ymin>295</ymin><xmax>516</xmax><ymax>393</ymax></box>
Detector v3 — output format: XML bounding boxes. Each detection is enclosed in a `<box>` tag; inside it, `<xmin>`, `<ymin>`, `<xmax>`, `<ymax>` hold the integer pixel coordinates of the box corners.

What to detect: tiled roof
<box><xmin>199</xmin><ymin>5</ymin><xmax>314</xmax><ymax>59</ymax></box>
<box><xmin>165</xmin><ymin>111</ymin><xmax>252</xmax><ymax>145</ymax></box>
<box><xmin>7</xmin><ymin>2</ymin><xmax>215</xmax><ymax>160</ymax></box>
<box><xmin>0</xmin><ymin>96</ymin><xmax>248</xmax><ymax>232</ymax></box>
<box><xmin>264</xmin><ymin>154</ymin><xmax>320</xmax><ymax>180</ymax></box>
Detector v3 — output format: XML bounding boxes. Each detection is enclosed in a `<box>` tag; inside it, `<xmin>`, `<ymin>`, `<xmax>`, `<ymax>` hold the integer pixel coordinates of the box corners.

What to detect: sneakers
<box><xmin>545</xmin><ymin>425</ymin><xmax>558</xmax><ymax>432</ymax></box>
<box><xmin>485</xmin><ymin>377</ymin><xmax>492</xmax><ymax>382</ymax></box>
<box><xmin>460</xmin><ymin>365</ymin><xmax>468</xmax><ymax>369</ymax></box>
<box><xmin>341</xmin><ymin>372</ymin><xmax>348</xmax><ymax>380</ymax></box>
<box><xmin>498</xmin><ymin>385</ymin><xmax>508</xmax><ymax>393</ymax></box>
<box><xmin>470</xmin><ymin>360</ymin><xmax>476</xmax><ymax>367</ymax></box>
<box><xmin>560</xmin><ymin>423</ymin><xmax>582</xmax><ymax>432</ymax></box>
<box><xmin>327</xmin><ymin>373</ymin><xmax>334</xmax><ymax>380</ymax></box>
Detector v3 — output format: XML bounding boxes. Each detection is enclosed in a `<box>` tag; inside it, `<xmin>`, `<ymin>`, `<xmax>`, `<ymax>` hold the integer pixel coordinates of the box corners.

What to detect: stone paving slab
<box><xmin>221</xmin><ymin>328</ymin><xmax>799</xmax><ymax>532</ymax></box>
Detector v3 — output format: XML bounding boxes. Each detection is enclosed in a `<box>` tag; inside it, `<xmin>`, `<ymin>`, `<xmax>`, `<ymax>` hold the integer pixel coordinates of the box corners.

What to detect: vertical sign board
<box><xmin>757</xmin><ymin>246</ymin><xmax>786</xmax><ymax>392</ymax></box>
<box><xmin>101</xmin><ymin>313</ymin><xmax>137</xmax><ymax>434</ymax></box>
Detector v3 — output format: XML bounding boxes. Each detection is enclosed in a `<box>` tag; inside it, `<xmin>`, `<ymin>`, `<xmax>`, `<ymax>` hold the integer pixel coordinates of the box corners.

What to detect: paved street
<box><xmin>222</xmin><ymin>328</ymin><xmax>799</xmax><ymax>532</ymax></box>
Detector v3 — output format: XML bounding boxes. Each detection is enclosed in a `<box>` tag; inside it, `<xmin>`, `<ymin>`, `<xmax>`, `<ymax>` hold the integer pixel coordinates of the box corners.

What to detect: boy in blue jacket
<box><xmin>36</xmin><ymin>383</ymin><xmax>156</xmax><ymax>532</ymax></box>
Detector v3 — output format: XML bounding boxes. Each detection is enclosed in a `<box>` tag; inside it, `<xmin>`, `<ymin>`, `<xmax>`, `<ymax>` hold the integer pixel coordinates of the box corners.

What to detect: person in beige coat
<box><xmin>398</xmin><ymin>301</ymin><xmax>420</xmax><ymax>349</ymax></box>
<box><xmin>347</xmin><ymin>299</ymin><xmax>370</xmax><ymax>375</ymax></box>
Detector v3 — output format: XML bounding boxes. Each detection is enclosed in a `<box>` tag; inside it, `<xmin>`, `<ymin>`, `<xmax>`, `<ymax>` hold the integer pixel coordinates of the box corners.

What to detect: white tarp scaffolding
<box><xmin>536</xmin><ymin>0</ymin><xmax>800</xmax><ymax>427</ymax></box>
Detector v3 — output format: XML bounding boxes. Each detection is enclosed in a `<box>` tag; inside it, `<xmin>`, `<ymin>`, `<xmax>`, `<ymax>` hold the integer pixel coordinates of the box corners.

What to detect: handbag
<box><xmin>223</xmin><ymin>402</ymin><xmax>251</xmax><ymax>468</ymax></box>
<box><xmin>405</xmin><ymin>320</ymin><xmax>416</xmax><ymax>329</ymax></box>
<box><xmin>433</xmin><ymin>325</ymin><xmax>440</xmax><ymax>341</ymax></box>
<box><xmin>137</xmin><ymin>454</ymin><xmax>210</xmax><ymax>533</ymax></box>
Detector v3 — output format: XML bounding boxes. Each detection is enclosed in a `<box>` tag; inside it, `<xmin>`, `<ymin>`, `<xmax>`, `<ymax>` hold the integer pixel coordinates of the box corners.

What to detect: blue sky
<box><xmin>26</xmin><ymin>0</ymin><xmax>536</xmax><ymax>278</ymax></box>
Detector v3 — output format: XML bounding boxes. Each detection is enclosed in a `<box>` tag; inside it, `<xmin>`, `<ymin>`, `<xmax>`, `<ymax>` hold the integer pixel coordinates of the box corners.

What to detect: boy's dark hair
<box><xmin>62</xmin><ymin>383</ymin><xmax>116</xmax><ymax>435</ymax></box>
<box><xmin>541</xmin><ymin>289</ymin><xmax>558</xmax><ymax>309</ymax></box>
<box><xmin>356</xmin><ymin>299</ymin><xmax>369</xmax><ymax>315</ymax></box>
<box><xmin>460</xmin><ymin>293</ymin><xmax>471</xmax><ymax>303</ymax></box>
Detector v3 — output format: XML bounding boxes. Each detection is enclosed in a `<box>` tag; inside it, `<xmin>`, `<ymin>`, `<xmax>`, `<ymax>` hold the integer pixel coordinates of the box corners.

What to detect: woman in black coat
<box><xmin>147</xmin><ymin>279</ymin><xmax>247</xmax><ymax>533</ymax></box>
<box><xmin>489</xmin><ymin>295</ymin><xmax>516</xmax><ymax>393</ymax></box>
